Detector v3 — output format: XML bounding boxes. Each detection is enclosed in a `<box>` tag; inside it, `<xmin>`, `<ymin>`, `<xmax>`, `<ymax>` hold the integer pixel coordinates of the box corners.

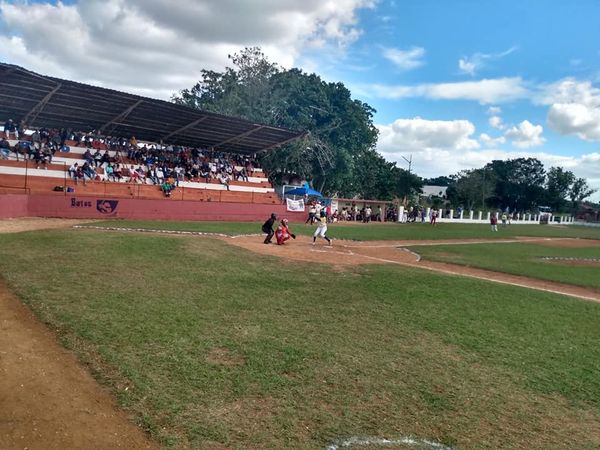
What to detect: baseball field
<box><xmin>1</xmin><ymin>218</ymin><xmax>600</xmax><ymax>450</ymax></box>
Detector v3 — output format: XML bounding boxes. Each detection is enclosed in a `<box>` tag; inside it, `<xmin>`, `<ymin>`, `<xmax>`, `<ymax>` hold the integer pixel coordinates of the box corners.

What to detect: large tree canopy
<box><xmin>172</xmin><ymin>47</ymin><xmax>420</xmax><ymax>200</ymax></box>
<box><xmin>444</xmin><ymin>158</ymin><xmax>596</xmax><ymax>212</ymax></box>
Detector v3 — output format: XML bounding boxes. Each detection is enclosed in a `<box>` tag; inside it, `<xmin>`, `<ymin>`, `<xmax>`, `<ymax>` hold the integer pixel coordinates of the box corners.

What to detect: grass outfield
<box><xmin>412</xmin><ymin>243</ymin><xmax>600</xmax><ymax>290</ymax></box>
<box><xmin>92</xmin><ymin>219</ymin><xmax>600</xmax><ymax>241</ymax></box>
<box><xmin>1</xmin><ymin>230</ymin><xmax>600</xmax><ymax>449</ymax></box>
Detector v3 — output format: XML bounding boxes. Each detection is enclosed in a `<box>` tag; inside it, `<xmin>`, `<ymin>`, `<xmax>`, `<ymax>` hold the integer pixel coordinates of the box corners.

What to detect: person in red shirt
<box><xmin>275</xmin><ymin>218</ymin><xmax>296</xmax><ymax>245</ymax></box>
<box><xmin>490</xmin><ymin>212</ymin><xmax>498</xmax><ymax>232</ymax></box>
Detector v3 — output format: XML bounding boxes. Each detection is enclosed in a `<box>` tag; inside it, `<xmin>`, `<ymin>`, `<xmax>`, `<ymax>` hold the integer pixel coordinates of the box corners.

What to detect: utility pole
<box><xmin>401</xmin><ymin>154</ymin><xmax>412</xmax><ymax>173</ymax></box>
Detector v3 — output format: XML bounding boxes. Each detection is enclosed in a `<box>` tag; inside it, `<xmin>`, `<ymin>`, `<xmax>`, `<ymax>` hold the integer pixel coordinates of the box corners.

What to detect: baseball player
<box><xmin>275</xmin><ymin>218</ymin><xmax>296</xmax><ymax>245</ymax></box>
<box><xmin>312</xmin><ymin>210</ymin><xmax>332</xmax><ymax>246</ymax></box>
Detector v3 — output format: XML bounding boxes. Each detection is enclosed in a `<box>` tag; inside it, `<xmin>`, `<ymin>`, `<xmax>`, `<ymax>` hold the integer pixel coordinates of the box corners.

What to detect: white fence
<box><xmin>397</xmin><ymin>206</ymin><xmax>575</xmax><ymax>225</ymax></box>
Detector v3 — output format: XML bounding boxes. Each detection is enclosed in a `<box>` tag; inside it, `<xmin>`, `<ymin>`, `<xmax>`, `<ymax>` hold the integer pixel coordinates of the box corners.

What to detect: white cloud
<box><xmin>487</xmin><ymin>106</ymin><xmax>502</xmax><ymax>115</ymax></box>
<box><xmin>504</xmin><ymin>120</ymin><xmax>545</xmax><ymax>148</ymax></box>
<box><xmin>457</xmin><ymin>46</ymin><xmax>518</xmax><ymax>76</ymax></box>
<box><xmin>0</xmin><ymin>0</ymin><xmax>375</xmax><ymax>99</ymax></box>
<box><xmin>489</xmin><ymin>116</ymin><xmax>504</xmax><ymax>130</ymax></box>
<box><xmin>382</xmin><ymin>46</ymin><xmax>425</xmax><ymax>70</ymax></box>
<box><xmin>538</xmin><ymin>79</ymin><xmax>600</xmax><ymax>141</ymax></box>
<box><xmin>480</xmin><ymin>133</ymin><xmax>506</xmax><ymax>147</ymax></box>
<box><xmin>377</xmin><ymin>117</ymin><xmax>480</xmax><ymax>156</ymax></box>
<box><xmin>377</xmin><ymin>116</ymin><xmax>599</xmax><ymax>200</ymax></box>
<box><xmin>365</xmin><ymin>77</ymin><xmax>528</xmax><ymax>104</ymax></box>
<box><xmin>458</xmin><ymin>58</ymin><xmax>476</xmax><ymax>76</ymax></box>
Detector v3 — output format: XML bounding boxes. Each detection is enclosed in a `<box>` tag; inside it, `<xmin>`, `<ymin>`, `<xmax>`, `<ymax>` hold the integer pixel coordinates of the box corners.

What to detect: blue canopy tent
<box><xmin>285</xmin><ymin>182</ymin><xmax>323</xmax><ymax>198</ymax></box>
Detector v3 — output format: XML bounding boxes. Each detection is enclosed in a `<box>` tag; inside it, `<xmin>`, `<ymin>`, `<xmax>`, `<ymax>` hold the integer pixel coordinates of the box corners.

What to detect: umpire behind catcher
<box><xmin>262</xmin><ymin>213</ymin><xmax>277</xmax><ymax>244</ymax></box>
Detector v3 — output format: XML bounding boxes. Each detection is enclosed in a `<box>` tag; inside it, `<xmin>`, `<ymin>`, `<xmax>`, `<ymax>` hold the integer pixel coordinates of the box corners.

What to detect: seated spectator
<box><xmin>128</xmin><ymin>165</ymin><xmax>140</xmax><ymax>183</ymax></box>
<box><xmin>82</xmin><ymin>162</ymin><xmax>96</xmax><ymax>180</ymax></box>
<box><xmin>3</xmin><ymin>118</ymin><xmax>17</xmax><ymax>139</ymax></box>
<box><xmin>113</xmin><ymin>164</ymin><xmax>123</xmax><ymax>180</ymax></box>
<box><xmin>74</xmin><ymin>166</ymin><xmax>86</xmax><ymax>185</ymax></box>
<box><xmin>0</xmin><ymin>137</ymin><xmax>10</xmax><ymax>159</ymax></box>
<box><xmin>93</xmin><ymin>149</ymin><xmax>103</xmax><ymax>167</ymax></box>
<box><xmin>68</xmin><ymin>162</ymin><xmax>79</xmax><ymax>179</ymax></box>
<box><xmin>83</xmin><ymin>149</ymin><xmax>94</xmax><ymax>165</ymax></box>
<box><xmin>218</xmin><ymin>170</ymin><xmax>230</xmax><ymax>191</ymax></box>
<box><xmin>105</xmin><ymin>164</ymin><xmax>115</xmax><ymax>181</ymax></box>
<box><xmin>31</xmin><ymin>130</ymin><xmax>41</xmax><ymax>150</ymax></box>
<box><xmin>161</xmin><ymin>179</ymin><xmax>175</xmax><ymax>197</ymax></box>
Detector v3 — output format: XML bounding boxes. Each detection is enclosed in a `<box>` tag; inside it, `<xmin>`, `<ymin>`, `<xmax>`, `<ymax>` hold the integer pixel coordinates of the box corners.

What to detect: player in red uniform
<box><xmin>275</xmin><ymin>218</ymin><xmax>296</xmax><ymax>245</ymax></box>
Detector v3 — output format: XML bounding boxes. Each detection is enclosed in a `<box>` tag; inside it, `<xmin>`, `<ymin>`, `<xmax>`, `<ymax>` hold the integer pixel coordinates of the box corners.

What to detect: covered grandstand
<box><xmin>0</xmin><ymin>63</ymin><xmax>304</xmax><ymax>154</ymax></box>
<box><xmin>0</xmin><ymin>63</ymin><xmax>306</xmax><ymax>221</ymax></box>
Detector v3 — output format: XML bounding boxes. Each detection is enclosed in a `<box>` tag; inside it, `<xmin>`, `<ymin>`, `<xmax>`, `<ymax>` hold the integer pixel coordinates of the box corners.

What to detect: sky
<box><xmin>1</xmin><ymin>0</ymin><xmax>599</xmax><ymax>200</ymax></box>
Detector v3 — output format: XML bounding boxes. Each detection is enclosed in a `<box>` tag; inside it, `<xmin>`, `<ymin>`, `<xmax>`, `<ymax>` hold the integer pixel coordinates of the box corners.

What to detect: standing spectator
<box><xmin>364</xmin><ymin>206</ymin><xmax>372</xmax><ymax>223</ymax></box>
<box><xmin>430</xmin><ymin>209</ymin><xmax>438</xmax><ymax>226</ymax></box>
<box><xmin>490</xmin><ymin>212</ymin><xmax>498</xmax><ymax>232</ymax></box>
<box><xmin>305</xmin><ymin>202</ymin><xmax>317</xmax><ymax>224</ymax></box>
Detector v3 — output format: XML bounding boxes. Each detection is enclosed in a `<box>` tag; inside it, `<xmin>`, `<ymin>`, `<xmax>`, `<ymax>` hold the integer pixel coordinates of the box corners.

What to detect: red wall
<box><xmin>1</xmin><ymin>194</ymin><xmax>305</xmax><ymax>222</ymax></box>
<box><xmin>0</xmin><ymin>194</ymin><xmax>29</xmax><ymax>218</ymax></box>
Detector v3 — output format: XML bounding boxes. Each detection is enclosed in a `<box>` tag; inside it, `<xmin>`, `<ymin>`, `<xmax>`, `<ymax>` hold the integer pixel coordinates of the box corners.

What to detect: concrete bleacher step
<box><xmin>0</xmin><ymin>173</ymin><xmax>280</xmax><ymax>204</ymax></box>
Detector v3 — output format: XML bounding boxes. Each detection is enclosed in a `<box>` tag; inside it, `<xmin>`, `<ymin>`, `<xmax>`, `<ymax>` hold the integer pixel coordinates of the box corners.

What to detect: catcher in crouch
<box><xmin>313</xmin><ymin>210</ymin><xmax>332</xmax><ymax>246</ymax></box>
<box><xmin>275</xmin><ymin>218</ymin><xmax>296</xmax><ymax>245</ymax></box>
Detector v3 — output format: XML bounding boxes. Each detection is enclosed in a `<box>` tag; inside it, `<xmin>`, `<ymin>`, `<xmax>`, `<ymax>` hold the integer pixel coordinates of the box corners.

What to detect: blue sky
<box><xmin>1</xmin><ymin>0</ymin><xmax>599</xmax><ymax>198</ymax></box>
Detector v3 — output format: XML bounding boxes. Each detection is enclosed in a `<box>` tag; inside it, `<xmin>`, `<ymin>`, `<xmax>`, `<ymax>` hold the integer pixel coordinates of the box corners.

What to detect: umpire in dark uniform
<box><xmin>262</xmin><ymin>213</ymin><xmax>277</xmax><ymax>244</ymax></box>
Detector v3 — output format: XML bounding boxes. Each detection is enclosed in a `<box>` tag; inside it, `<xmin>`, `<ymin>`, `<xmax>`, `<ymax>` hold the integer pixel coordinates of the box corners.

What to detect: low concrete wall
<box><xmin>0</xmin><ymin>194</ymin><xmax>28</xmax><ymax>218</ymax></box>
<box><xmin>1</xmin><ymin>194</ymin><xmax>304</xmax><ymax>222</ymax></box>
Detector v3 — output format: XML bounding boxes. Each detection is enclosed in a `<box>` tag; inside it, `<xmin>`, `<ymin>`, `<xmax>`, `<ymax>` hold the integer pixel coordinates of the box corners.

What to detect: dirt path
<box><xmin>0</xmin><ymin>217</ymin><xmax>94</xmax><ymax>234</ymax></box>
<box><xmin>0</xmin><ymin>280</ymin><xmax>158</xmax><ymax>450</ymax></box>
<box><xmin>226</xmin><ymin>235</ymin><xmax>600</xmax><ymax>303</ymax></box>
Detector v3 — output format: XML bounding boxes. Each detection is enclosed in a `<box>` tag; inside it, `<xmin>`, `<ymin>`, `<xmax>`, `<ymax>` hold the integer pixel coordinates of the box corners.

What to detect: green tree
<box><xmin>447</xmin><ymin>168</ymin><xmax>496</xmax><ymax>210</ymax></box>
<box><xmin>569</xmin><ymin>177</ymin><xmax>596</xmax><ymax>211</ymax></box>
<box><xmin>172</xmin><ymin>48</ymin><xmax>379</xmax><ymax>197</ymax></box>
<box><xmin>485</xmin><ymin>158</ymin><xmax>546</xmax><ymax>211</ymax></box>
<box><xmin>545</xmin><ymin>167</ymin><xmax>576</xmax><ymax>211</ymax></box>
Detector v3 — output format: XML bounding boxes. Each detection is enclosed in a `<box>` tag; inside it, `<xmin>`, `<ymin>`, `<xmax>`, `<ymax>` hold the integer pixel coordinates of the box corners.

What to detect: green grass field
<box><xmin>1</xmin><ymin>225</ymin><xmax>600</xmax><ymax>449</ymax></box>
<box><xmin>412</xmin><ymin>242</ymin><xmax>600</xmax><ymax>290</ymax></box>
<box><xmin>93</xmin><ymin>219</ymin><xmax>600</xmax><ymax>241</ymax></box>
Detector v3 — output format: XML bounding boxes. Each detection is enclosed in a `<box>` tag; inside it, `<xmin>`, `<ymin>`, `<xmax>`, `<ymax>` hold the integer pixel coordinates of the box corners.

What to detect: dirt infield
<box><xmin>226</xmin><ymin>235</ymin><xmax>600</xmax><ymax>303</ymax></box>
<box><xmin>0</xmin><ymin>280</ymin><xmax>158</xmax><ymax>450</ymax></box>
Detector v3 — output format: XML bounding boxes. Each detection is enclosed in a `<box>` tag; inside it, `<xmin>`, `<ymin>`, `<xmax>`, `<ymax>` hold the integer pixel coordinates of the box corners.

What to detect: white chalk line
<box><xmin>73</xmin><ymin>225</ymin><xmax>262</xmax><ymax>239</ymax></box>
<box><xmin>355</xmin><ymin>253</ymin><xmax>600</xmax><ymax>303</ymax></box>
<box><xmin>325</xmin><ymin>436</ymin><xmax>454</xmax><ymax>450</ymax></box>
<box><xmin>341</xmin><ymin>237</ymin><xmax>582</xmax><ymax>249</ymax></box>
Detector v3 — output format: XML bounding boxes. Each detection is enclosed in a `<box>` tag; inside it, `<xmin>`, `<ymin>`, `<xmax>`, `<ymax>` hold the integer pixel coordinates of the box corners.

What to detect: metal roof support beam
<box><xmin>211</xmin><ymin>125</ymin><xmax>265</xmax><ymax>149</ymax></box>
<box><xmin>99</xmin><ymin>99</ymin><xmax>144</xmax><ymax>135</ymax></box>
<box><xmin>259</xmin><ymin>132</ymin><xmax>306</xmax><ymax>152</ymax></box>
<box><xmin>23</xmin><ymin>84</ymin><xmax>62</xmax><ymax>126</ymax></box>
<box><xmin>161</xmin><ymin>116</ymin><xmax>208</xmax><ymax>141</ymax></box>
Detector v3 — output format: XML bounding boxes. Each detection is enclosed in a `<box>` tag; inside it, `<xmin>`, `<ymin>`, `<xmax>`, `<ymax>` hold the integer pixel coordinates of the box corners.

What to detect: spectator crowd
<box><xmin>2</xmin><ymin>119</ymin><xmax>261</xmax><ymax>197</ymax></box>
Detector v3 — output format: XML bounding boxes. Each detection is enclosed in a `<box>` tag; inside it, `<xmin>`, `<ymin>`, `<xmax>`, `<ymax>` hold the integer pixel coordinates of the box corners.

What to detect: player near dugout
<box><xmin>312</xmin><ymin>210</ymin><xmax>332</xmax><ymax>246</ymax></box>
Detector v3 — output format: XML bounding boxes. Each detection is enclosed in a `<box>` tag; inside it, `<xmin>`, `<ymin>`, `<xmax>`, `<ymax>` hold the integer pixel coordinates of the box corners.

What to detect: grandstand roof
<box><xmin>0</xmin><ymin>63</ymin><xmax>304</xmax><ymax>154</ymax></box>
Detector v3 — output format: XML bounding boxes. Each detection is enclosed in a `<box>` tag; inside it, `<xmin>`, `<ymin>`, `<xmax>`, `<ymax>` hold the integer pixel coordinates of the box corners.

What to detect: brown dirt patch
<box><xmin>0</xmin><ymin>217</ymin><xmax>95</xmax><ymax>234</ymax></box>
<box><xmin>0</xmin><ymin>280</ymin><xmax>157</xmax><ymax>450</ymax></box>
<box><xmin>530</xmin><ymin>238</ymin><xmax>600</xmax><ymax>248</ymax></box>
<box><xmin>206</xmin><ymin>347</ymin><xmax>245</xmax><ymax>366</ymax></box>
<box><xmin>225</xmin><ymin>235</ymin><xmax>600</xmax><ymax>303</ymax></box>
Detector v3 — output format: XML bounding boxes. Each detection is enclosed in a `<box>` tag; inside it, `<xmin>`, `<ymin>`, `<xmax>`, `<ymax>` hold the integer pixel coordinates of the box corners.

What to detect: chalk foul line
<box><xmin>325</xmin><ymin>436</ymin><xmax>454</xmax><ymax>450</ymax></box>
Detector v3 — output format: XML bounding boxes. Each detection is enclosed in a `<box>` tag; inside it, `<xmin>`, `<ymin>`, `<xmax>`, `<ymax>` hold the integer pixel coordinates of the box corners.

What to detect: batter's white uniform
<box><xmin>313</xmin><ymin>217</ymin><xmax>327</xmax><ymax>237</ymax></box>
